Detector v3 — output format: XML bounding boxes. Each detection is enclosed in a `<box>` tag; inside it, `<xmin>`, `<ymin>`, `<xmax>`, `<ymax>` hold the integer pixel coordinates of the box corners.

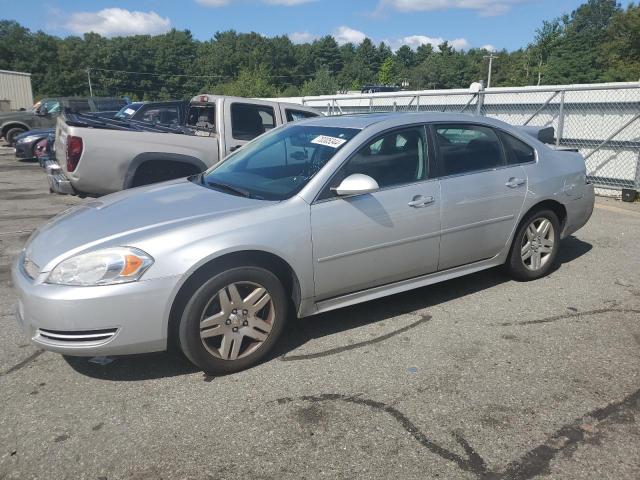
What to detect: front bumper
<box><xmin>43</xmin><ymin>158</ymin><xmax>76</xmax><ymax>195</ymax></box>
<box><xmin>12</xmin><ymin>255</ymin><xmax>180</xmax><ymax>356</ymax></box>
<box><xmin>15</xmin><ymin>140</ymin><xmax>36</xmax><ymax>159</ymax></box>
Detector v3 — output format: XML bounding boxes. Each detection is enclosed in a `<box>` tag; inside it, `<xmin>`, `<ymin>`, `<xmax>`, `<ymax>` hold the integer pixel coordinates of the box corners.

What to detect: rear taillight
<box><xmin>66</xmin><ymin>136</ymin><xmax>83</xmax><ymax>172</ymax></box>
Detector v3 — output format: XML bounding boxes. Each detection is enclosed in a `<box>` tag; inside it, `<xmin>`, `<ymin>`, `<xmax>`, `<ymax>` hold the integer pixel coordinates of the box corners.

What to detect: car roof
<box><xmin>294</xmin><ymin>111</ymin><xmax>497</xmax><ymax>130</ymax></box>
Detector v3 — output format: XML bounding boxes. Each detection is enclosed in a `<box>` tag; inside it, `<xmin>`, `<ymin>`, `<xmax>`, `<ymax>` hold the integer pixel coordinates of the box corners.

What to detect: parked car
<box><xmin>47</xmin><ymin>95</ymin><xmax>319</xmax><ymax>196</ymax></box>
<box><xmin>14</xmin><ymin>128</ymin><xmax>55</xmax><ymax>159</ymax></box>
<box><xmin>13</xmin><ymin>112</ymin><xmax>594</xmax><ymax>374</ymax></box>
<box><xmin>0</xmin><ymin>97</ymin><xmax>128</xmax><ymax>145</ymax></box>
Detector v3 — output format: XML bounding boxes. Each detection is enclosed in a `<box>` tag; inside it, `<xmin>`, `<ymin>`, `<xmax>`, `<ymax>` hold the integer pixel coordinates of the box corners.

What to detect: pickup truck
<box><xmin>0</xmin><ymin>97</ymin><xmax>127</xmax><ymax>145</ymax></box>
<box><xmin>48</xmin><ymin>95</ymin><xmax>319</xmax><ymax>196</ymax></box>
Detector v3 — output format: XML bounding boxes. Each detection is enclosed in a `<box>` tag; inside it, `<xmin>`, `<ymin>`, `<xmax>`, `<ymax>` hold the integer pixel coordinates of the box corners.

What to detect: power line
<box><xmin>88</xmin><ymin>67</ymin><xmax>319</xmax><ymax>79</ymax></box>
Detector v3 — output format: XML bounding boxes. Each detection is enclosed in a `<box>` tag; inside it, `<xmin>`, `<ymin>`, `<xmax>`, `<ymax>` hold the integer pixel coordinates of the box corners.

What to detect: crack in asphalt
<box><xmin>0</xmin><ymin>350</ymin><xmax>44</xmax><ymax>377</ymax></box>
<box><xmin>280</xmin><ymin>314</ymin><xmax>431</xmax><ymax>361</ymax></box>
<box><xmin>497</xmin><ymin>307</ymin><xmax>640</xmax><ymax>327</ymax></box>
<box><xmin>274</xmin><ymin>388</ymin><xmax>640</xmax><ymax>479</ymax></box>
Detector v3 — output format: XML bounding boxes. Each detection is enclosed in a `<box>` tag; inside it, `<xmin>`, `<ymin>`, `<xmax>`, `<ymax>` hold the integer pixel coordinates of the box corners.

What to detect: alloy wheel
<box><xmin>199</xmin><ymin>281</ymin><xmax>275</xmax><ymax>360</ymax></box>
<box><xmin>520</xmin><ymin>217</ymin><xmax>555</xmax><ymax>271</ymax></box>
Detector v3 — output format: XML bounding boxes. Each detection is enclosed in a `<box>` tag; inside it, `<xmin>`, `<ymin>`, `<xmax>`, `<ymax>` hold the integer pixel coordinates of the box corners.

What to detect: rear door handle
<box><xmin>408</xmin><ymin>195</ymin><xmax>435</xmax><ymax>208</ymax></box>
<box><xmin>505</xmin><ymin>177</ymin><xmax>526</xmax><ymax>188</ymax></box>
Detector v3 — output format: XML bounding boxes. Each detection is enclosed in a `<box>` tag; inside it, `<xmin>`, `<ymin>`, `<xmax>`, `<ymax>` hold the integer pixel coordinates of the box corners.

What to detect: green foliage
<box><xmin>301</xmin><ymin>68</ymin><xmax>338</xmax><ymax>96</ymax></box>
<box><xmin>0</xmin><ymin>0</ymin><xmax>637</xmax><ymax>101</ymax></box>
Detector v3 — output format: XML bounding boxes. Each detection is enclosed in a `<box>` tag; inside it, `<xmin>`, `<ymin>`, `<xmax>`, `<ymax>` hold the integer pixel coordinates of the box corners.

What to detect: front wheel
<box><xmin>178</xmin><ymin>266</ymin><xmax>288</xmax><ymax>374</ymax></box>
<box><xmin>506</xmin><ymin>209</ymin><xmax>560</xmax><ymax>281</ymax></box>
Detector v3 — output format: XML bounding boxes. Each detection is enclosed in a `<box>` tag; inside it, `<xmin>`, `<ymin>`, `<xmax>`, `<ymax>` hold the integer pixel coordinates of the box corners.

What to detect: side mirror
<box><xmin>332</xmin><ymin>173</ymin><xmax>379</xmax><ymax>196</ymax></box>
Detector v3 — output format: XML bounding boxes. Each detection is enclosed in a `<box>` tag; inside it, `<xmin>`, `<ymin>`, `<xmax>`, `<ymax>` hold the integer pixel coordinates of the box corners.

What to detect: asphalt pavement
<box><xmin>0</xmin><ymin>145</ymin><xmax>638</xmax><ymax>480</ymax></box>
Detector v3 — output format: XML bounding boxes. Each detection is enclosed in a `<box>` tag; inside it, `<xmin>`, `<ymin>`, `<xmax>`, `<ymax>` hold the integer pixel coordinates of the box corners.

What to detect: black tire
<box><xmin>178</xmin><ymin>266</ymin><xmax>288</xmax><ymax>375</ymax></box>
<box><xmin>506</xmin><ymin>209</ymin><xmax>560</xmax><ymax>281</ymax></box>
<box><xmin>5</xmin><ymin>127</ymin><xmax>27</xmax><ymax>146</ymax></box>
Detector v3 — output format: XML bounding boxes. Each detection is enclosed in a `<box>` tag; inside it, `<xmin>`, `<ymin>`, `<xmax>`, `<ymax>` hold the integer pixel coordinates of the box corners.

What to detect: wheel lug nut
<box><xmin>242</xmin><ymin>321</ymin><xmax>248</xmax><ymax>326</ymax></box>
<box><xmin>232</xmin><ymin>309</ymin><xmax>237</xmax><ymax>314</ymax></box>
<box><xmin>232</xmin><ymin>327</ymin><xmax>238</xmax><ymax>332</ymax></box>
<box><xmin>225</xmin><ymin>319</ymin><xmax>231</xmax><ymax>325</ymax></box>
<box><xmin>242</xmin><ymin>309</ymin><xmax>248</xmax><ymax>315</ymax></box>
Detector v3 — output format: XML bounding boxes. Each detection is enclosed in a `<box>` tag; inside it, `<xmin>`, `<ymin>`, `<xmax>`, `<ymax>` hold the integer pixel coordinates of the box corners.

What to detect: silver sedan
<box><xmin>12</xmin><ymin>113</ymin><xmax>594</xmax><ymax>374</ymax></box>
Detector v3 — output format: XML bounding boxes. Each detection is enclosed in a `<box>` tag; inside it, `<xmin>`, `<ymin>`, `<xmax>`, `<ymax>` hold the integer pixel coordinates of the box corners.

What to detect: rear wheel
<box><xmin>178</xmin><ymin>266</ymin><xmax>288</xmax><ymax>374</ymax></box>
<box><xmin>5</xmin><ymin>127</ymin><xmax>27</xmax><ymax>146</ymax></box>
<box><xmin>506</xmin><ymin>209</ymin><xmax>560</xmax><ymax>281</ymax></box>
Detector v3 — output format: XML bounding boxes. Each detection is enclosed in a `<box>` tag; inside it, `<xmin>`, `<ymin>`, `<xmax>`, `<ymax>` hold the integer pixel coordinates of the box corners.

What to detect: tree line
<box><xmin>0</xmin><ymin>0</ymin><xmax>638</xmax><ymax>101</ymax></box>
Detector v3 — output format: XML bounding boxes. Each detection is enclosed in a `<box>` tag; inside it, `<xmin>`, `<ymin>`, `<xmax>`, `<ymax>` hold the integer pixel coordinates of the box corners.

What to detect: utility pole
<box><xmin>483</xmin><ymin>54</ymin><xmax>497</xmax><ymax>89</ymax></box>
<box><xmin>86</xmin><ymin>68</ymin><xmax>93</xmax><ymax>97</ymax></box>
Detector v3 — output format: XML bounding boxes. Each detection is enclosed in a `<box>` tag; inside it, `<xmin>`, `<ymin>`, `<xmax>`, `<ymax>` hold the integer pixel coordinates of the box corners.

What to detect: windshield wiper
<box><xmin>204</xmin><ymin>179</ymin><xmax>253</xmax><ymax>198</ymax></box>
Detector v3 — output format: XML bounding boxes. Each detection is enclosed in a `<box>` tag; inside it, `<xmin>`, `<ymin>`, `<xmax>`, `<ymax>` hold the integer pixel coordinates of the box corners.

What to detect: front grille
<box><xmin>38</xmin><ymin>328</ymin><xmax>118</xmax><ymax>343</ymax></box>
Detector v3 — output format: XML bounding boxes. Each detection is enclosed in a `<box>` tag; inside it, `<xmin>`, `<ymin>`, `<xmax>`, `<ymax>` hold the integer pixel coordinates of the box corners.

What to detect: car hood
<box><xmin>25</xmin><ymin>178</ymin><xmax>275</xmax><ymax>271</ymax></box>
<box><xmin>0</xmin><ymin>111</ymin><xmax>34</xmax><ymax>121</ymax></box>
<box><xmin>16</xmin><ymin>128</ymin><xmax>54</xmax><ymax>141</ymax></box>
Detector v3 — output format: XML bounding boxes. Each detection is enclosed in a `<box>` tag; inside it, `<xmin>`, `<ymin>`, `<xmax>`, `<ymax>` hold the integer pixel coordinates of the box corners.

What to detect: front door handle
<box><xmin>408</xmin><ymin>195</ymin><xmax>435</xmax><ymax>208</ymax></box>
<box><xmin>229</xmin><ymin>145</ymin><xmax>242</xmax><ymax>152</ymax></box>
<box><xmin>505</xmin><ymin>177</ymin><xmax>526</xmax><ymax>188</ymax></box>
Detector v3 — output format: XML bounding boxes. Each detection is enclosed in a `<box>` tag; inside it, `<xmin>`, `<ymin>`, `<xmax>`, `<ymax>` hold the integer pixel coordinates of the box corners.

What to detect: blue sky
<box><xmin>1</xmin><ymin>0</ymin><xmax>634</xmax><ymax>51</ymax></box>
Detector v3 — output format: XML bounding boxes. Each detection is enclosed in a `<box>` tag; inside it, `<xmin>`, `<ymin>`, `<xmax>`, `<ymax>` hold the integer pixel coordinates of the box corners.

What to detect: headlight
<box><xmin>46</xmin><ymin>247</ymin><xmax>153</xmax><ymax>286</ymax></box>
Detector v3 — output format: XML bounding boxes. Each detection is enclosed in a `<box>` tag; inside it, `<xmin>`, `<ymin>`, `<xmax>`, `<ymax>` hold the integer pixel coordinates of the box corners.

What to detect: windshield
<box><xmin>114</xmin><ymin>103</ymin><xmax>143</xmax><ymax>119</ymax></box>
<box><xmin>198</xmin><ymin>125</ymin><xmax>359</xmax><ymax>200</ymax></box>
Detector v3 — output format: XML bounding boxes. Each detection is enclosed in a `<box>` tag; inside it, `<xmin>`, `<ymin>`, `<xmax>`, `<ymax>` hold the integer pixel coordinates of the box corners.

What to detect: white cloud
<box><xmin>379</xmin><ymin>0</ymin><xmax>525</xmax><ymax>16</ymax></box>
<box><xmin>333</xmin><ymin>26</ymin><xmax>367</xmax><ymax>45</ymax></box>
<box><xmin>289</xmin><ymin>31</ymin><xmax>318</xmax><ymax>43</ymax></box>
<box><xmin>65</xmin><ymin>8</ymin><xmax>171</xmax><ymax>37</ymax></box>
<box><xmin>480</xmin><ymin>44</ymin><xmax>496</xmax><ymax>52</ymax></box>
<box><xmin>264</xmin><ymin>0</ymin><xmax>316</xmax><ymax>4</ymax></box>
<box><xmin>196</xmin><ymin>0</ymin><xmax>316</xmax><ymax>6</ymax></box>
<box><xmin>387</xmin><ymin>34</ymin><xmax>470</xmax><ymax>51</ymax></box>
<box><xmin>195</xmin><ymin>0</ymin><xmax>231</xmax><ymax>5</ymax></box>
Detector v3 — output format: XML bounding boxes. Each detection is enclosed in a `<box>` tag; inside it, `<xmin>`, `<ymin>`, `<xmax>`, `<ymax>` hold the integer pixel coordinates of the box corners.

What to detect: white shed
<box><xmin>0</xmin><ymin>70</ymin><xmax>34</xmax><ymax>111</ymax></box>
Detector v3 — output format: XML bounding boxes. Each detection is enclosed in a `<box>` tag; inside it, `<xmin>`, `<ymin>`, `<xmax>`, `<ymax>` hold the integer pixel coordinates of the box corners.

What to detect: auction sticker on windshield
<box><xmin>311</xmin><ymin>135</ymin><xmax>347</xmax><ymax>148</ymax></box>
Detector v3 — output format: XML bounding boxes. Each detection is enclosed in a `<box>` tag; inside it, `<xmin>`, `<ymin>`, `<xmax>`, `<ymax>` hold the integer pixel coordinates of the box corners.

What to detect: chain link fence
<box><xmin>297</xmin><ymin>83</ymin><xmax>640</xmax><ymax>195</ymax></box>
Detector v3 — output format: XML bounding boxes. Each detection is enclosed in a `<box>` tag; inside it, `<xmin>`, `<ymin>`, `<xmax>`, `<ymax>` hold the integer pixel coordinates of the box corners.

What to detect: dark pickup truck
<box><xmin>0</xmin><ymin>96</ymin><xmax>127</xmax><ymax>145</ymax></box>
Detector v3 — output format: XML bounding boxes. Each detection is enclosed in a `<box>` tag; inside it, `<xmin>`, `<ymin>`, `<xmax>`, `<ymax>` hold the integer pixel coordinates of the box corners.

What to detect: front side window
<box><xmin>435</xmin><ymin>124</ymin><xmax>505</xmax><ymax>176</ymax></box>
<box><xmin>40</xmin><ymin>99</ymin><xmax>60</xmax><ymax>114</ymax></box>
<box><xmin>335</xmin><ymin>127</ymin><xmax>428</xmax><ymax>191</ymax></box>
<box><xmin>231</xmin><ymin>104</ymin><xmax>276</xmax><ymax>141</ymax></box>
<box><xmin>499</xmin><ymin>131</ymin><xmax>536</xmax><ymax>165</ymax></box>
<box><xmin>199</xmin><ymin>125</ymin><xmax>358</xmax><ymax>200</ymax></box>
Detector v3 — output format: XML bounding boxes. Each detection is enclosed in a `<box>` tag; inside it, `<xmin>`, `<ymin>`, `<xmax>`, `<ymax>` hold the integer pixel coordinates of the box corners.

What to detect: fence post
<box><xmin>556</xmin><ymin>91</ymin><xmax>566</xmax><ymax>146</ymax></box>
<box><xmin>416</xmin><ymin>95</ymin><xmax>420</xmax><ymax>112</ymax></box>
<box><xmin>369</xmin><ymin>98</ymin><xmax>373</xmax><ymax>112</ymax></box>
<box><xmin>475</xmin><ymin>86</ymin><xmax>485</xmax><ymax>116</ymax></box>
<box><xmin>393</xmin><ymin>101</ymin><xmax>397</xmax><ymax>112</ymax></box>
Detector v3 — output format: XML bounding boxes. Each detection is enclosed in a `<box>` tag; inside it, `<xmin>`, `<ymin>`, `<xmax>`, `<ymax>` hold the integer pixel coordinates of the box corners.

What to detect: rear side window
<box><xmin>187</xmin><ymin>105</ymin><xmax>216</xmax><ymax>133</ymax></box>
<box><xmin>435</xmin><ymin>124</ymin><xmax>505</xmax><ymax>176</ymax></box>
<box><xmin>231</xmin><ymin>103</ymin><xmax>276</xmax><ymax>141</ymax></box>
<box><xmin>286</xmin><ymin>109</ymin><xmax>318</xmax><ymax>122</ymax></box>
<box><xmin>499</xmin><ymin>132</ymin><xmax>536</xmax><ymax>165</ymax></box>
<box><xmin>140</xmin><ymin>106</ymin><xmax>180</xmax><ymax>125</ymax></box>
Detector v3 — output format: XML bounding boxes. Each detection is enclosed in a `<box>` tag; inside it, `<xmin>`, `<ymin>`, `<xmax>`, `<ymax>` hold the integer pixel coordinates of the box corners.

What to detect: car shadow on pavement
<box><xmin>63</xmin><ymin>352</ymin><xmax>199</xmax><ymax>381</ymax></box>
<box><xmin>64</xmin><ymin>235</ymin><xmax>592</xmax><ymax>381</ymax></box>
